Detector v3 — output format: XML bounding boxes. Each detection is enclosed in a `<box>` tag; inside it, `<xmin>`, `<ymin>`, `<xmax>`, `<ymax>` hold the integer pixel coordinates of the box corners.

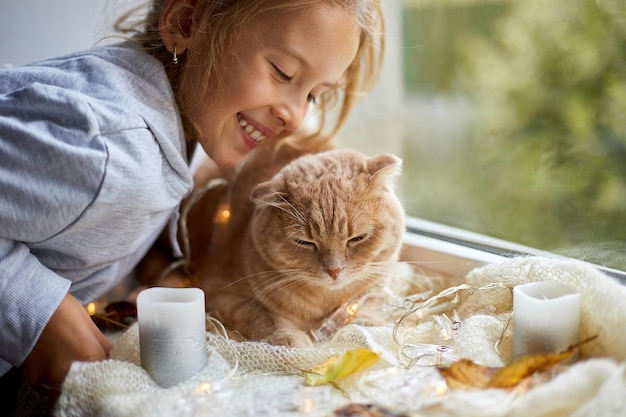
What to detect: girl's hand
<box><xmin>22</xmin><ymin>293</ymin><xmax>114</xmax><ymax>406</ymax></box>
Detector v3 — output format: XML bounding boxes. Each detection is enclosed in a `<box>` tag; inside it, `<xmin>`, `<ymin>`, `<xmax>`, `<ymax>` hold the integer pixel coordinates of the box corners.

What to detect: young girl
<box><xmin>0</xmin><ymin>0</ymin><xmax>385</xmax><ymax>410</ymax></box>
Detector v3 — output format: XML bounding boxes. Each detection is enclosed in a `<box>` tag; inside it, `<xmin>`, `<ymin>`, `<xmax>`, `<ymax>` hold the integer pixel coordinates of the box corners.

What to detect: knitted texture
<box><xmin>56</xmin><ymin>257</ymin><xmax>626</xmax><ymax>417</ymax></box>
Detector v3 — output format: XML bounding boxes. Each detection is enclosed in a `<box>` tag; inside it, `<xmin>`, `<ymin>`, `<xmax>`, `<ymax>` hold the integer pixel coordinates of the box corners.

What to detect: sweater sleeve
<box><xmin>0</xmin><ymin>83</ymin><xmax>107</xmax><ymax>370</ymax></box>
<box><xmin>0</xmin><ymin>58</ymin><xmax>192</xmax><ymax>374</ymax></box>
<box><xmin>0</xmin><ymin>238</ymin><xmax>71</xmax><ymax>369</ymax></box>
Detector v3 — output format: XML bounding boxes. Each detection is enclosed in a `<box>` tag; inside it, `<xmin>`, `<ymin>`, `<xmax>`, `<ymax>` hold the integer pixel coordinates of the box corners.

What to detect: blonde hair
<box><xmin>119</xmin><ymin>0</ymin><xmax>385</xmax><ymax>147</ymax></box>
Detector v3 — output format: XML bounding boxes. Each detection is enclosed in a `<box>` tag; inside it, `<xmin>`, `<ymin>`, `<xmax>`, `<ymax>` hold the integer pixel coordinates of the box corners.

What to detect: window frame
<box><xmin>402</xmin><ymin>216</ymin><xmax>626</xmax><ymax>285</ymax></box>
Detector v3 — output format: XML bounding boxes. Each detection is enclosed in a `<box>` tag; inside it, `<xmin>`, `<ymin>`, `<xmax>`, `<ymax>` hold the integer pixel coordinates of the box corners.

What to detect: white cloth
<box><xmin>56</xmin><ymin>257</ymin><xmax>626</xmax><ymax>417</ymax></box>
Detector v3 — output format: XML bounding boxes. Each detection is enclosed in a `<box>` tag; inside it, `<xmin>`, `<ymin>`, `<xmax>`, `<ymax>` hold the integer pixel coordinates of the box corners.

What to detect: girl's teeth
<box><xmin>237</xmin><ymin>115</ymin><xmax>266</xmax><ymax>142</ymax></box>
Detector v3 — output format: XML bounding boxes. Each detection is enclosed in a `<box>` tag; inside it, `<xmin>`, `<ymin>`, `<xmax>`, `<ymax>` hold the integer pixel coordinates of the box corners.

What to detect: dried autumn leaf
<box><xmin>438</xmin><ymin>336</ymin><xmax>597</xmax><ymax>391</ymax></box>
<box><xmin>303</xmin><ymin>348</ymin><xmax>380</xmax><ymax>386</ymax></box>
<box><xmin>437</xmin><ymin>359</ymin><xmax>499</xmax><ymax>390</ymax></box>
<box><xmin>334</xmin><ymin>403</ymin><xmax>408</xmax><ymax>417</ymax></box>
<box><xmin>489</xmin><ymin>336</ymin><xmax>597</xmax><ymax>389</ymax></box>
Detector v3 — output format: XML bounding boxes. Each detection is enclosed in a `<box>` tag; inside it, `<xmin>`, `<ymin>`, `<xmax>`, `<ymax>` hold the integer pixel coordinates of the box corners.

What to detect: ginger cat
<box><xmin>139</xmin><ymin>142</ymin><xmax>406</xmax><ymax>347</ymax></box>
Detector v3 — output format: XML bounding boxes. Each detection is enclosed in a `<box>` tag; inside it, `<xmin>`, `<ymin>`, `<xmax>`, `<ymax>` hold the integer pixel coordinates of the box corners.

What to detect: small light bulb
<box><xmin>195</xmin><ymin>382</ymin><xmax>213</xmax><ymax>395</ymax></box>
<box><xmin>435</xmin><ymin>381</ymin><xmax>448</xmax><ymax>396</ymax></box>
<box><xmin>346</xmin><ymin>302</ymin><xmax>360</xmax><ymax>316</ymax></box>
<box><xmin>86</xmin><ymin>302</ymin><xmax>97</xmax><ymax>316</ymax></box>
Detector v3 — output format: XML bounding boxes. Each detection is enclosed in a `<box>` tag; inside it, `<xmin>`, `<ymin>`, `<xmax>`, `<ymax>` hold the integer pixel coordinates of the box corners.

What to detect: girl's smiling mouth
<box><xmin>237</xmin><ymin>113</ymin><xmax>271</xmax><ymax>147</ymax></box>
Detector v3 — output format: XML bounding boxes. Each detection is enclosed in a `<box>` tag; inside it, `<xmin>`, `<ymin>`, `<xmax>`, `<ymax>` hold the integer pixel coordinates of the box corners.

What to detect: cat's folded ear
<box><xmin>251</xmin><ymin>182</ymin><xmax>279</xmax><ymax>206</ymax></box>
<box><xmin>367</xmin><ymin>154</ymin><xmax>402</xmax><ymax>191</ymax></box>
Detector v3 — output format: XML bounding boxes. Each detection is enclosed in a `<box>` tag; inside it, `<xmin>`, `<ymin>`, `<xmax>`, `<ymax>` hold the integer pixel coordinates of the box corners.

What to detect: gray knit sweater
<box><xmin>0</xmin><ymin>42</ymin><xmax>193</xmax><ymax>375</ymax></box>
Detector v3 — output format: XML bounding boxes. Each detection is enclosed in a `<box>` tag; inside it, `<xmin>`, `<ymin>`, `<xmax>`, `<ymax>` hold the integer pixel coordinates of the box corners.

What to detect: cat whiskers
<box><xmin>253</xmin><ymin>269</ymin><xmax>313</xmax><ymax>300</ymax></box>
<box><xmin>276</xmin><ymin>194</ymin><xmax>308</xmax><ymax>225</ymax></box>
<box><xmin>253</xmin><ymin>193</ymin><xmax>307</xmax><ymax>226</ymax></box>
<box><xmin>355</xmin><ymin>262</ymin><xmax>427</xmax><ymax>292</ymax></box>
<box><xmin>215</xmin><ymin>268</ymin><xmax>302</xmax><ymax>292</ymax></box>
<box><xmin>360</xmin><ymin>261</ymin><xmax>409</xmax><ymax>275</ymax></box>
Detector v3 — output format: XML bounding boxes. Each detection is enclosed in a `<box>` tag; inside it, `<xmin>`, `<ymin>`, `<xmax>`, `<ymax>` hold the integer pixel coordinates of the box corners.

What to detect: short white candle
<box><xmin>512</xmin><ymin>281</ymin><xmax>580</xmax><ymax>359</ymax></box>
<box><xmin>137</xmin><ymin>287</ymin><xmax>208</xmax><ymax>388</ymax></box>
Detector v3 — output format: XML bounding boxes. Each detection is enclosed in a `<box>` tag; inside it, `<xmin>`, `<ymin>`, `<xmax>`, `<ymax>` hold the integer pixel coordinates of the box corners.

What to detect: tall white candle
<box><xmin>512</xmin><ymin>281</ymin><xmax>581</xmax><ymax>359</ymax></box>
<box><xmin>137</xmin><ymin>287</ymin><xmax>208</xmax><ymax>388</ymax></box>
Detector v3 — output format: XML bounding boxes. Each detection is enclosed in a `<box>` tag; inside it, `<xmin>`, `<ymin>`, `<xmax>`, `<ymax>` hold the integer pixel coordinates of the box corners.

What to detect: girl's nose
<box><xmin>271</xmin><ymin>95</ymin><xmax>306</xmax><ymax>132</ymax></box>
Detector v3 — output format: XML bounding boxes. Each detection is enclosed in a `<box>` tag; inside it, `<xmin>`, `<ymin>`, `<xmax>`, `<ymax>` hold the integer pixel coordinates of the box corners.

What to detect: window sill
<box><xmin>401</xmin><ymin>216</ymin><xmax>626</xmax><ymax>285</ymax></box>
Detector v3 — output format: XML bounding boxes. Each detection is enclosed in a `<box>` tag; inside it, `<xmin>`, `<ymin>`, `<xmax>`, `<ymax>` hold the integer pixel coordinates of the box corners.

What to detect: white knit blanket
<box><xmin>56</xmin><ymin>257</ymin><xmax>626</xmax><ymax>417</ymax></box>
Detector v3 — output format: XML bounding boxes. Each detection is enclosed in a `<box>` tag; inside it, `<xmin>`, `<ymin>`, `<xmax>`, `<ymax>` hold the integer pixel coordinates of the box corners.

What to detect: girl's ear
<box><xmin>159</xmin><ymin>0</ymin><xmax>196</xmax><ymax>55</ymax></box>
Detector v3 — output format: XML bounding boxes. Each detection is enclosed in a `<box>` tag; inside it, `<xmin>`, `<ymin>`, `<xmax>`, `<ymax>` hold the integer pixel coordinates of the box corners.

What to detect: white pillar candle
<box><xmin>512</xmin><ymin>281</ymin><xmax>581</xmax><ymax>359</ymax></box>
<box><xmin>137</xmin><ymin>287</ymin><xmax>208</xmax><ymax>388</ymax></box>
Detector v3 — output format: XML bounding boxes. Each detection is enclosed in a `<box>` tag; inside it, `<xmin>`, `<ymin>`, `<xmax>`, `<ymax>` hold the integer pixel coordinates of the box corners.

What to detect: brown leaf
<box><xmin>438</xmin><ymin>359</ymin><xmax>499</xmax><ymax>390</ymax></box>
<box><xmin>334</xmin><ymin>403</ymin><xmax>408</xmax><ymax>417</ymax></box>
<box><xmin>438</xmin><ymin>335</ymin><xmax>597</xmax><ymax>391</ymax></box>
<box><xmin>488</xmin><ymin>336</ymin><xmax>597</xmax><ymax>389</ymax></box>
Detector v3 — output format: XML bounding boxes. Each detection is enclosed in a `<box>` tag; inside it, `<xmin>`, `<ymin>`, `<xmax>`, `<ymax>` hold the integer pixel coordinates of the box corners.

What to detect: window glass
<box><xmin>340</xmin><ymin>0</ymin><xmax>626</xmax><ymax>272</ymax></box>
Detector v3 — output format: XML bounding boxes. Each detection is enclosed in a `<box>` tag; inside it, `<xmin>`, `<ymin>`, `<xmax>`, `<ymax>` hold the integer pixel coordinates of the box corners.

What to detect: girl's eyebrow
<box><xmin>273</xmin><ymin>44</ymin><xmax>307</xmax><ymax>66</ymax></box>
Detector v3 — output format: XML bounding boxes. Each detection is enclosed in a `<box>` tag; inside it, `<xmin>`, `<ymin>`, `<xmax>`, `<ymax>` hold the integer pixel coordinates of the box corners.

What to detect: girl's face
<box><xmin>188</xmin><ymin>5</ymin><xmax>361</xmax><ymax>169</ymax></box>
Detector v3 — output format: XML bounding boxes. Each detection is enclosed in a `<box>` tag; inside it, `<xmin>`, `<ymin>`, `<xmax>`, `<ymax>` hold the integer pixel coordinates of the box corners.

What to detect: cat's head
<box><xmin>249</xmin><ymin>149</ymin><xmax>405</xmax><ymax>290</ymax></box>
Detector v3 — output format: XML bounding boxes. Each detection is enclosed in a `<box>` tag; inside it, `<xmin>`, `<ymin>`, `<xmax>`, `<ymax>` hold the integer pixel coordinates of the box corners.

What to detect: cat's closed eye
<box><xmin>348</xmin><ymin>234</ymin><xmax>368</xmax><ymax>245</ymax></box>
<box><xmin>295</xmin><ymin>239</ymin><xmax>316</xmax><ymax>248</ymax></box>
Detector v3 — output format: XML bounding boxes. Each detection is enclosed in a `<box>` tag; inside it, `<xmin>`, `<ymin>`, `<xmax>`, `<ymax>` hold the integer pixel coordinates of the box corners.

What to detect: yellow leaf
<box><xmin>303</xmin><ymin>348</ymin><xmax>380</xmax><ymax>386</ymax></box>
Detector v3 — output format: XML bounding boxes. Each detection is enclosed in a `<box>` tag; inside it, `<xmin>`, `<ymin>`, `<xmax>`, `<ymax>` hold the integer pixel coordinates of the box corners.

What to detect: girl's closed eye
<box><xmin>272</xmin><ymin>64</ymin><xmax>291</xmax><ymax>82</ymax></box>
<box><xmin>272</xmin><ymin>63</ymin><xmax>317</xmax><ymax>104</ymax></box>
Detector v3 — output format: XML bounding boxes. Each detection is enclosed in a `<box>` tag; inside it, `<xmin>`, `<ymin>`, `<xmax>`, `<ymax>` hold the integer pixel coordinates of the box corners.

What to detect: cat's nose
<box><xmin>325</xmin><ymin>267</ymin><xmax>344</xmax><ymax>280</ymax></box>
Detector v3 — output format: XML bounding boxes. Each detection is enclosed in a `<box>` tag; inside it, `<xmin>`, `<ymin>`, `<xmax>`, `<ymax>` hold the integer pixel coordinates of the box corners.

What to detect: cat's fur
<box><xmin>139</xmin><ymin>142</ymin><xmax>406</xmax><ymax>347</ymax></box>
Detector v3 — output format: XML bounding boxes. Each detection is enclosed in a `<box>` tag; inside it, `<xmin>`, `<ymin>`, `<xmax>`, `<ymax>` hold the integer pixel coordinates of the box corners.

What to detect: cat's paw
<box><xmin>265</xmin><ymin>328</ymin><xmax>313</xmax><ymax>348</ymax></box>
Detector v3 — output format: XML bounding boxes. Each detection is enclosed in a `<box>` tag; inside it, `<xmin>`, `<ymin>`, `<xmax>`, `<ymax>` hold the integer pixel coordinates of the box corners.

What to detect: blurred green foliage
<box><xmin>400</xmin><ymin>0</ymin><xmax>626</xmax><ymax>270</ymax></box>
<box><xmin>402</xmin><ymin>0</ymin><xmax>507</xmax><ymax>93</ymax></box>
